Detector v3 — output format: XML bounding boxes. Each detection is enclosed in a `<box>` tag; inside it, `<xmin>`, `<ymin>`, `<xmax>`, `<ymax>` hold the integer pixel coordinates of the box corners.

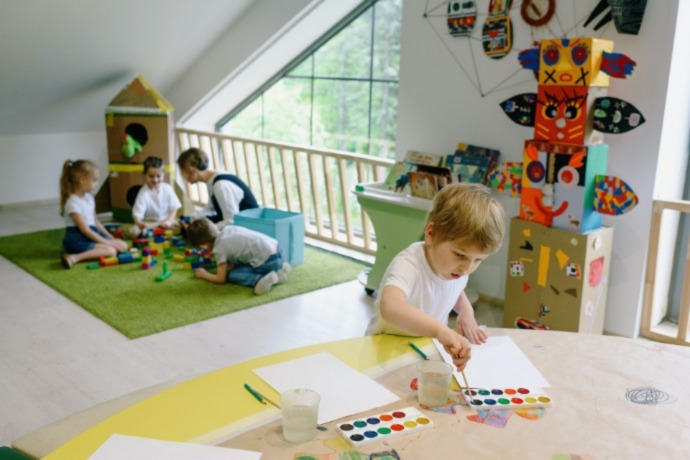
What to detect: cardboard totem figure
<box><xmin>493</xmin><ymin>37</ymin><xmax>644</xmax><ymax>233</ymax></box>
<box><xmin>494</xmin><ymin>37</ymin><xmax>643</xmax><ymax>333</ymax></box>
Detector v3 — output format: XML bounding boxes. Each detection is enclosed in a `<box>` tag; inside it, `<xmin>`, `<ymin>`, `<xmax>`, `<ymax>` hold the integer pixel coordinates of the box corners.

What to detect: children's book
<box><xmin>404</xmin><ymin>150</ymin><xmax>444</xmax><ymax>167</ymax></box>
<box><xmin>382</xmin><ymin>162</ymin><xmax>414</xmax><ymax>193</ymax></box>
<box><xmin>454</xmin><ymin>143</ymin><xmax>501</xmax><ymax>185</ymax></box>
<box><xmin>416</xmin><ymin>164</ymin><xmax>452</xmax><ymax>189</ymax></box>
<box><xmin>408</xmin><ymin>172</ymin><xmax>439</xmax><ymax>199</ymax></box>
<box><xmin>445</xmin><ymin>154</ymin><xmax>491</xmax><ymax>184</ymax></box>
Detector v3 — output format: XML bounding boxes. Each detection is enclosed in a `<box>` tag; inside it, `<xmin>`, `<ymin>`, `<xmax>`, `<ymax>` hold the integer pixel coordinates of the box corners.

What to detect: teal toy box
<box><xmin>235</xmin><ymin>208</ymin><xmax>305</xmax><ymax>266</ymax></box>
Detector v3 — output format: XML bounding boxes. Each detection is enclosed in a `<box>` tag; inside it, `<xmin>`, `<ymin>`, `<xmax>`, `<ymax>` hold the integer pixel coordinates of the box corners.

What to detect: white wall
<box><xmin>649</xmin><ymin>0</ymin><xmax>690</xmax><ymax>325</ymax></box>
<box><xmin>396</xmin><ymin>0</ymin><xmax>686</xmax><ymax>337</ymax></box>
<box><xmin>0</xmin><ymin>131</ymin><xmax>106</xmax><ymax>206</ymax></box>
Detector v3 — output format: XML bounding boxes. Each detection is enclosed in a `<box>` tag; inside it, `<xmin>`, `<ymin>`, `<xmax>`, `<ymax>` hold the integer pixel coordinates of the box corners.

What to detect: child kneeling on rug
<box><xmin>186</xmin><ymin>217</ymin><xmax>291</xmax><ymax>294</ymax></box>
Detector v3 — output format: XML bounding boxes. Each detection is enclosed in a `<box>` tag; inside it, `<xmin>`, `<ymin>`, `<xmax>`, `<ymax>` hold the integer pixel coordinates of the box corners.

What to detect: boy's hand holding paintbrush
<box><xmin>437</xmin><ymin>327</ymin><xmax>471</xmax><ymax>371</ymax></box>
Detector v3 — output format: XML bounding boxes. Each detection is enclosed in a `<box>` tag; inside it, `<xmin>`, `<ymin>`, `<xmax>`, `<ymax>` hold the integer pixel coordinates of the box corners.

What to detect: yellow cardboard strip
<box><xmin>538</xmin><ymin>245</ymin><xmax>551</xmax><ymax>287</ymax></box>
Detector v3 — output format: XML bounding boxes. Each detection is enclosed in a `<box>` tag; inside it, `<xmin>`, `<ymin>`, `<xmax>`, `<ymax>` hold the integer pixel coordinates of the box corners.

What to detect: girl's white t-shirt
<box><xmin>63</xmin><ymin>193</ymin><xmax>96</xmax><ymax>227</ymax></box>
<box><xmin>366</xmin><ymin>241</ymin><xmax>468</xmax><ymax>336</ymax></box>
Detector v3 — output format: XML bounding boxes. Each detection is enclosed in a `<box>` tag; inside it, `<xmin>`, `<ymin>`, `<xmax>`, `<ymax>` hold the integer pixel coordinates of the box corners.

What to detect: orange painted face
<box><xmin>534</xmin><ymin>86</ymin><xmax>588</xmax><ymax>144</ymax></box>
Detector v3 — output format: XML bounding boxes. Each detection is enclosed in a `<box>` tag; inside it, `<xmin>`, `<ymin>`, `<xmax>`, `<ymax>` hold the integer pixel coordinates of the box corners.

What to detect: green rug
<box><xmin>0</xmin><ymin>228</ymin><xmax>369</xmax><ymax>339</ymax></box>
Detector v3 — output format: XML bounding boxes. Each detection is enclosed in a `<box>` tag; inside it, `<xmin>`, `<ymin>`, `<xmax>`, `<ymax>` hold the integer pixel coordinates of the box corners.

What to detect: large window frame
<box><xmin>216</xmin><ymin>0</ymin><xmax>401</xmax><ymax>159</ymax></box>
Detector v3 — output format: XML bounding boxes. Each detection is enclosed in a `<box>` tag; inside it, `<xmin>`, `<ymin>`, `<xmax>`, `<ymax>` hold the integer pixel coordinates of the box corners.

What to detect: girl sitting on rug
<box><xmin>59</xmin><ymin>159</ymin><xmax>128</xmax><ymax>269</ymax></box>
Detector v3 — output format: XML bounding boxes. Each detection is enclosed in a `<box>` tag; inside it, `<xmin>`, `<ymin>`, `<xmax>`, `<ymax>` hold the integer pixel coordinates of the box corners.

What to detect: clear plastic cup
<box><xmin>416</xmin><ymin>360</ymin><xmax>453</xmax><ymax>407</ymax></box>
<box><xmin>281</xmin><ymin>388</ymin><xmax>320</xmax><ymax>443</ymax></box>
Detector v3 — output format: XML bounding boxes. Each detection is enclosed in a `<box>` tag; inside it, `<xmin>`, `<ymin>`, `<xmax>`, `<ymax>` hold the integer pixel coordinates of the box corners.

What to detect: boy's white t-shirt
<box><xmin>212</xmin><ymin>225</ymin><xmax>278</xmax><ymax>268</ymax></box>
<box><xmin>366</xmin><ymin>241</ymin><xmax>468</xmax><ymax>336</ymax></box>
<box><xmin>132</xmin><ymin>183</ymin><xmax>182</xmax><ymax>222</ymax></box>
<box><xmin>63</xmin><ymin>193</ymin><xmax>96</xmax><ymax>227</ymax></box>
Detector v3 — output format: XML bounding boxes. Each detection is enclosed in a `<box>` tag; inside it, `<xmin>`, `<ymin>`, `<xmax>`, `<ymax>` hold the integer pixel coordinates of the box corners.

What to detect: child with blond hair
<box><xmin>59</xmin><ymin>160</ymin><xmax>128</xmax><ymax>268</ymax></box>
<box><xmin>366</xmin><ymin>183</ymin><xmax>505</xmax><ymax>370</ymax></box>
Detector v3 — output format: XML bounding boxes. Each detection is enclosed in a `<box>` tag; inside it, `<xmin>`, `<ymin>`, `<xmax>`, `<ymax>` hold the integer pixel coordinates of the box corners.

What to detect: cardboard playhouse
<box><xmin>105</xmin><ymin>75</ymin><xmax>179</xmax><ymax>223</ymax></box>
<box><xmin>491</xmin><ymin>37</ymin><xmax>645</xmax><ymax>333</ymax></box>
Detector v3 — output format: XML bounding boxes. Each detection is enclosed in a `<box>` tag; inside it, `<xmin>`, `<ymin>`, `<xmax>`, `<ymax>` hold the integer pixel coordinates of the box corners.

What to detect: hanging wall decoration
<box><xmin>482</xmin><ymin>0</ymin><xmax>514</xmax><ymax>59</ymax></box>
<box><xmin>583</xmin><ymin>0</ymin><xmax>648</xmax><ymax>35</ymax></box>
<box><xmin>520</xmin><ymin>0</ymin><xmax>556</xmax><ymax>28</ymax></box>
<box><xmin>447</xmin><ymin>0</ymin><xmax>477</xmax><ymax>36</ymax></box>
<box><xmin>422</xmin><ymin>1</ymin><xmax>621</xmax><ymax>97</ymax></box>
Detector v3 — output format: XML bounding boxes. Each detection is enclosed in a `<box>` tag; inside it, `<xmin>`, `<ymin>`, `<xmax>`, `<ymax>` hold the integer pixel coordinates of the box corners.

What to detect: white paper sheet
<box><xmin>253</xmin><ymin>352</ymin><xmax>400</xmax><ymax>424</ymax></box>
<box><xmin>433</xmin><ymin>336</ymin><xmax>550</xmax><ymax>389</ymax></box>
<box><xmin>88</xmin><ymin>434</ymin><xmax>261</xmax><ymax>460</ymax></box>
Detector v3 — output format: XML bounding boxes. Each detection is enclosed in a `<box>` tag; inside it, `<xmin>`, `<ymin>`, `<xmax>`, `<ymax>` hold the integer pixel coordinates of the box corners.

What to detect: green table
<box><xmin>353</xmin><ymin>183</ymin><xmax>432</xmax><ymax>294</ymax></box>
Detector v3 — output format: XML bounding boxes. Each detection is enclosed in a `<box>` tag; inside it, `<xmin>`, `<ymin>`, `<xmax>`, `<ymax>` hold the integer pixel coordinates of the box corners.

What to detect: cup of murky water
<box><xmin>281</xmin><ymin>388</ymin><xmax>321</xmax><ymax>443</ymax></box>
<box><xmin>416</xmin><ymin>360</ymin><xmax>453</xmax><ymax>407</ymax></box>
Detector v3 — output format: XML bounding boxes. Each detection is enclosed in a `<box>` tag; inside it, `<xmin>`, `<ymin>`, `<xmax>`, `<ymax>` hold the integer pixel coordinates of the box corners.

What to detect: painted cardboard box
<box><xmin>537</xmin><ymin>37</ymin><xmax>614</xmax><ymax>87</ymax></box>
<box><xmin>519</xmin><ymin>140</ymin><xmax>608</xmax><ymax>233</ymax></box>
<box><xmin>503</xmin><ymin>217</ymin><xmax>613</xmax><ymax>334</ymax></box>
<box><xmin>533</xmin><ymin>85</ymin><xmax>607</xmax><ymax>145</ymax></box>
<box><xmin>104</xmin><ymin>75</ymin><xmax>176</xmax><ymax>223</ymax></box>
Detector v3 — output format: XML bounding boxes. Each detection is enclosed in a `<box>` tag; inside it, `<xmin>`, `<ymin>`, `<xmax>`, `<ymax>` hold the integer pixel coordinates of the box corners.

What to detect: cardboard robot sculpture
<box><xmin>491</xmin><ymin>37</ymin><xmax>645</xmax><ymax>333</ymax></box>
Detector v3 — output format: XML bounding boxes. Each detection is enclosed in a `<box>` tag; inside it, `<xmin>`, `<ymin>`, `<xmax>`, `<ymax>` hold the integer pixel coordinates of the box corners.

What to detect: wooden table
<box><xmin>41</xmin><ymin>329</ymin><xmax>690</xmax><ymax>459</ymax></box>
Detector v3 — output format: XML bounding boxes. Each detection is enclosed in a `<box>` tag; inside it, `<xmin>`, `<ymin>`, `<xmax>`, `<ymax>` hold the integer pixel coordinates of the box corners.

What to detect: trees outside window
<box><xmin>218</xmin><ymin>0</ymin><xmax>402</xmax><ymax>160</ymax></box>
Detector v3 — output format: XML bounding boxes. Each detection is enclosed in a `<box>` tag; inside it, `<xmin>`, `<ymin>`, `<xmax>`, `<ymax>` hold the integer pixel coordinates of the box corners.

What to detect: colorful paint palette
<box><xmin>463</xmin><ymin>387</ymin><xmax>552</xmax><ymax>410</ymax></box>
<box><xmin>336</xmin><ymin>407</ymin><xmax>433</xmax><ymax>446</ymax></box>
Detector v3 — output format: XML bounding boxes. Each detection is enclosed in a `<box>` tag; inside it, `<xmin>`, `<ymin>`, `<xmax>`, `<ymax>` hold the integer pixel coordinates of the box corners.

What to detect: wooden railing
<box><xmin>641</xmin><ymin>199</ymin><xmax>690</xmax><ymax>346</ymax></box>
<box><xmin>176</xmin><ymin>128</ymin><xmax>394</xmax><ymax>255</ymax></box>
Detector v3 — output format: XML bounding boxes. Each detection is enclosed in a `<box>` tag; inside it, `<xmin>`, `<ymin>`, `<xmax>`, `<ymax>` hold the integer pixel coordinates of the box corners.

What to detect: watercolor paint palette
<box><xmin>336</xmin><ymin>407</ymin><xmax>433</xmax><ymax>446</ymax></box>
<box><xmin>463</xmin><ymin>387</ymin><xmax>552</xmax><ymax>410</ymax></box>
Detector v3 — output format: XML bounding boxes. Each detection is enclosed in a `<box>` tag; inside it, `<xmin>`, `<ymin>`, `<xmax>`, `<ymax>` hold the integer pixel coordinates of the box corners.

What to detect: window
<box><xmin>217</xmin><ymin>0</ymin><xmax>402</xmax><ymax>159</ymax></box>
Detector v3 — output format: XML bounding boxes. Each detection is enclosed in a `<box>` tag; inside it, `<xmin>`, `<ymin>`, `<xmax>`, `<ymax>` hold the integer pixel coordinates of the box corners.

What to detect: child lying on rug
<box><xmin>186</xmin><ymin>217</ymin><xmax>291</xmax><ymax>294</ymax></box>
<box><xmin>59</xmin><ymin>159</ymin><xmax>128</xmax><ymax>269</ymax></box>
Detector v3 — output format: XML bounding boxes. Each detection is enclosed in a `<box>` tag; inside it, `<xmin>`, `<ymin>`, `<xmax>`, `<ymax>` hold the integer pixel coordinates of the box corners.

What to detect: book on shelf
<box><xmin>404</xmin><ymin>150</ymin><xmax>444</xmax><ymax>167</ymax></box>
<box><xmin>445</xmin><ymin>154</ymin><xmax>491</xmax><ymax>184</ymax></box>
<box><xmin>408</xmin><ymin>171</ymin><xmax>440</xmax><ymax>199</ymax></box>
<box><xmin>449</xmin><ymin>143</ymin><xmax>500</xmax><ymax>185</ymax></box>
<box><xmin>382</xmin><ymin>162</ymin><xmax>415</xmax><ymax>193</ymax></box>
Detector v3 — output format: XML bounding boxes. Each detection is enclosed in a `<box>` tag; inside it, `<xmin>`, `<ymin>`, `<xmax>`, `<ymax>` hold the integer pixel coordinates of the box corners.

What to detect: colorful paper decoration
<box><xmin>447</xmin><ymin>0</ymin><xmax>477</xmax><ymax>37</ymax></box>
<box><xmin>593</xmin><ymin>97</ymin><xmax>646</xmax><ymax>133</ymax></box>
<box><xmin>584</xmin><ymin>0</ymin><xmax>648</xmax><ymax>35</ymax></box>
<box><xmin>482</xmin><ymin>0</ymin><xmax>513</xmax><ymax>59</ymax></box>
<box><xmin>593</xmin><ymin>175</ymin><xmax>639</xmax><ymax>215</ymax></box>
<box><xmin>488</xmin><ymin>161</ymin><xmax>522</xmax><ymax>197</ymax></box>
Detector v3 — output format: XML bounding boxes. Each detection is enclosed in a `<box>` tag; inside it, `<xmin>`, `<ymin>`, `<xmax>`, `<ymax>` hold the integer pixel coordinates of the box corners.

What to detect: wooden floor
<box><xmin>0</xmin><ymin>202</ymin><xmax>503</xmax><ymax>447</ymax></box>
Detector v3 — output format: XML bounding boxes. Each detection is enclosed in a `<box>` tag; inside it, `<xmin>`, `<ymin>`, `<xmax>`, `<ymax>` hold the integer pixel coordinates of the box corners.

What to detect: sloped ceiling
<box><xmin>0</xmin><ymin>0</ymin><xmax>254</xmax><ymax>136</ymax></box>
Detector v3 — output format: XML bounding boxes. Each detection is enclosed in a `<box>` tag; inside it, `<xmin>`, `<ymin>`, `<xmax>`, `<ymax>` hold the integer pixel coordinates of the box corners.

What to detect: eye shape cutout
<box><xmin>564</xmin><ymin>104</ymin><xmax>581</xmax><ymax>120</ymax></box>
<box><xmin>571</xmin><ymin>43</ymin><xmax>589</xmax><ymax>66</ymax></box>
<box><xmin>558</xmin><ymin>166</ymin><xmax>579</xmax><ymax>189</ymax></box>
<box><xmin>543</xmin><ymin>45</ymin><xmax>559</xmax><ymax>66</ymax></box>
